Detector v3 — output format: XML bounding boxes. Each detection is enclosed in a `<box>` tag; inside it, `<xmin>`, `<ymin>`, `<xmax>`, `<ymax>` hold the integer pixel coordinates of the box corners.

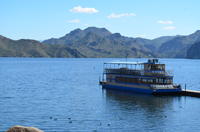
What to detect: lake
<box><xmin>0</xmin><ymin>58</ymin><xmax>200</xmax><ymax>132</ymax></box>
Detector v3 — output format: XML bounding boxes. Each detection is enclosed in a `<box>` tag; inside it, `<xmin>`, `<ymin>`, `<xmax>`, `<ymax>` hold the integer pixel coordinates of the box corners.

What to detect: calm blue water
<box><xmin>0</xmin><ymin>58</ymin><xmax>200</xmax><ymax>132</ymax></box>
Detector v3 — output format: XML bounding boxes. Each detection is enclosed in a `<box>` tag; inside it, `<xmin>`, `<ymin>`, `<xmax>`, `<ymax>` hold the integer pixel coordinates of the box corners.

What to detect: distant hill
<box><xmin>187</xmin><ymin>41</ymin><xmax>200</xmax><ymax>59</ymax></box>
<box><xmin>158</xmin><ymin>30</ymin><xmax>200</xmax><ymax>58</ymax></box>
<box><xmin>0</xmin><ymin>35</ymin><xmax>84</xmax><ymax>57</ymax></box>
<box><xmin>151</xmin><ymin>36</ymin><xmax>177</xmax><ymax>50</ymax></box>
<box><xmin>43</xmin><ymin>27</ymin><xmax>155</xmax><ymax>58</ymax></box>
<box><xmin>1</xmin><ymin>27</ymin><xmax>200</xmax><ymax>58</ymax></box>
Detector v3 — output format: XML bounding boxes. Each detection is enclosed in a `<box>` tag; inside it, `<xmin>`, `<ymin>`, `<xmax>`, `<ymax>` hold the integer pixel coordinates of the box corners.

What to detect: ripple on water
<box><xmin>0</xmin><ymin>58</ymin><xmax>200</xmax><ymax>131</ymax></box>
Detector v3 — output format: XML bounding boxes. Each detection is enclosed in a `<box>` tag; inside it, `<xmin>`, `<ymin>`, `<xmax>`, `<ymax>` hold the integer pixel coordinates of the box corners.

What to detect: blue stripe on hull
<box><xmin>101</xmin><ymin>84</ymin><xmax>182</xmax><ymax>95</ymax></box>
<box><xmin>102</xmin><ymin>84</ymin><xmax>153</xmax><ymax>94</ymax></box>
<box><xmin>155</xmin><ymin>88</ymin><xmax>182</xmax><ymax>93</ymax></box>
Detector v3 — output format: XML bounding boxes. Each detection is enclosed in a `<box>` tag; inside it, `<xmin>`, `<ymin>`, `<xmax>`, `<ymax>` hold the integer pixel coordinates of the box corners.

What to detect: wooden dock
<box><xmin>181</xmin><ymin>90</ymin><xmax>200</xmax><ymax>97</ymax></box>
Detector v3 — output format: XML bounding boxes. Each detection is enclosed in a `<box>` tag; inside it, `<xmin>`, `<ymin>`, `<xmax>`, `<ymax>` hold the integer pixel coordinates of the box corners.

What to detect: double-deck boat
<box><xmin>99</xmin><ymin>59</ymin><xmax>182</xmax><ymax>94</ymax></box>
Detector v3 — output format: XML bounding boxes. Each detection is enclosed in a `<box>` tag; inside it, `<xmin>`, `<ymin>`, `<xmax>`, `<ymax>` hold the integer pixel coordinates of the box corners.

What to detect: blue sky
<box><xmin>0</xmin><ymin>0</ymin><xmax>200</xmax><ymax>40</ymax></box>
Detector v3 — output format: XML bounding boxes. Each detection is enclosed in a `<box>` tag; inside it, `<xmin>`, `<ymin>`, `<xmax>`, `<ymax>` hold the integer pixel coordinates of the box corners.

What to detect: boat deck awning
<box><xmin>104</xmin><ymin>61</ymin><xmax>145</xmax><ymax>65</ymax></box>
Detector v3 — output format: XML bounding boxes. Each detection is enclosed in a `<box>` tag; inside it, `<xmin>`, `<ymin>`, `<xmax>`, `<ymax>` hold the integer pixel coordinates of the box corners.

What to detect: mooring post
<box><xmin>99</xmin><ymin>76</ymin><xmax>101</xmax><ymax>82</ymax></box>
<box><xmin>185</xmin><ymin>84</ymin><xmax>186</xmax><ymax>91</ymax></box>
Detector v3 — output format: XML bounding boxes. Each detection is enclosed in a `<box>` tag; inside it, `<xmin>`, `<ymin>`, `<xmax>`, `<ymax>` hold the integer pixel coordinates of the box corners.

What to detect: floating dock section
<box><xmin>181</xmin><ymin>90</ymin><xmax>200</xmax><ymax>98</ymax></box>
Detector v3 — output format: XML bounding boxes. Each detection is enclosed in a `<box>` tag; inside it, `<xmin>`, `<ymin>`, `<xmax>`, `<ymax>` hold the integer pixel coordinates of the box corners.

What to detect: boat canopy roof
<box><xmin>104</xmin><ymin>61</ymin><xmax>145</xmax><ymax>65</ymax></box>
<box><xmin>104</xmin><ymin>59</ymin><xmax>160</xmax><ymax>65</ymax></box>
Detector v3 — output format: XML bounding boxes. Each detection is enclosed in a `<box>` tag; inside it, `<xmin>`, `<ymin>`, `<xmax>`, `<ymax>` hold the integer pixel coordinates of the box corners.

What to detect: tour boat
<box><xmin>99</xmin><ymin>59</ymin><xmax>182</xmax><ymax>95</ymax></box>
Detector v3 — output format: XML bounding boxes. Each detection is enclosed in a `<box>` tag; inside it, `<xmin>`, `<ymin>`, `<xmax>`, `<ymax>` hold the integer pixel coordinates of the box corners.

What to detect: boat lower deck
<box><xmin>100</xmin><ymin>82</ymin><xmax>200</xmax><ymax>98</ymax></box>
<box><xmin>100</xmin><ymin>82</ymin><xmax>181</xmax><ymax>94</ymax></box>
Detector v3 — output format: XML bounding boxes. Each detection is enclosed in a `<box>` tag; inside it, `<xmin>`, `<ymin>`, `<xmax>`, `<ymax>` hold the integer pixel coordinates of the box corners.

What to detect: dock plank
<box><xmin>181</xmin><ymin>90</ymin><xmax>200</xmax><ymax>97</ymax></box>
<box><xmin>186</xmin><ymin>90</ymin><xmax>200</xmax><ymax>93</ymax></box>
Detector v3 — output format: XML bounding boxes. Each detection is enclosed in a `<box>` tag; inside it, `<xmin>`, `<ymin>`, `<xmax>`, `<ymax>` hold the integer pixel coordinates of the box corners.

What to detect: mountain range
<box><xmin>0</xmin><ymin>35</ymin><xmax>84</xmax><ymax>57</ymax></box>
<box><xmin>0</xmin><ymin>27</ymin><xmax>200</xmax><ymax>58</ymax></box>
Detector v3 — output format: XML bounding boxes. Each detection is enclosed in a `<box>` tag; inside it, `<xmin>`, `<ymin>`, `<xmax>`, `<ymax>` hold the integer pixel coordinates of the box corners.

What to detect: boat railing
<box><xmin>104</xmin><ymin>68</ymin><xmax>172</xmax><ymax>76</ymax></box>
<box><xmin>143</xmin><ymin>70</ymin><xmax>173</xmax><ymax>76</ymax></box>
<box><xmin>105</xmin><ymin>68</ymin><xmax>141</xmax><ymax>75</ymax></box>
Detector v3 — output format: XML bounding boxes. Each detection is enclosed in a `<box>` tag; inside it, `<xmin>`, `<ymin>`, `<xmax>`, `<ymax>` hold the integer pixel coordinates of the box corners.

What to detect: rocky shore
<box><xmin>6</xmin><ymin>126</ymin><xmax>43</xmax><ymax>132</ymax></box>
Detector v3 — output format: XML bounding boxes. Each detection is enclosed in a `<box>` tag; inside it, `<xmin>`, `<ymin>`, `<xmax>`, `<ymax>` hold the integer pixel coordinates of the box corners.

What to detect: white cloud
<box><xmin>107</xmin><ymin>13</ymin><xmax>136</xmax><ymax>19</ymax></box>
<box><xmin>70</xmin><ymin>6</ymin><xmax>99</xmax><ymax>13</ymax></box>
<box><xmin>163</xmin><ymin>26</ymin><xmax>176</xmax><ymax>30</ymax></box>
<box><xmin>157</xmin><ymin>20</ymin><xmax>173</xmax><ymax>24</ymax></box>
<box><xmin>68</xmin><ymin>19</ymin><xmax>80</xmax><ymax>23</ymax></box>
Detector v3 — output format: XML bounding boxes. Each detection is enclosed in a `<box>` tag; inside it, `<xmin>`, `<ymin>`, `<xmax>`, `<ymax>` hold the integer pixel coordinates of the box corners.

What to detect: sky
<box><xmin>0</xmin><ymin>0</ymin><xmax>200</xmax><ymax>40</ymax></box>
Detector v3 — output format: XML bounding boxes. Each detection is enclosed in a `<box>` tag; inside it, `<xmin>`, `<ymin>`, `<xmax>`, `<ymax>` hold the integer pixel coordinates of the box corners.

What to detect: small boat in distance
<box><xmin>99</xmin><ymin>59</ymin><xmax>182</xmax><ymax>95</ymax></box>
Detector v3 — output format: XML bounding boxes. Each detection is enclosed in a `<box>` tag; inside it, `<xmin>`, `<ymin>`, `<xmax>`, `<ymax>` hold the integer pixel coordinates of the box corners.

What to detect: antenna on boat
<box><xmin>125</xmin><ymin>53</ymin><xmax>128</xmax><ymax>62</ymax></box>
<box><xmin>125</xmin><ymin>53</ymin><xmax>128</xmax><ymax>68</ymax></box>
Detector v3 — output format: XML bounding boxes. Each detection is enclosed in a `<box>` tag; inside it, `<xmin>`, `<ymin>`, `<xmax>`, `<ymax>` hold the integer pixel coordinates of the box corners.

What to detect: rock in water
<box><xmin>6</xmin><ymin>125</ymin><xmax>43</xmax><ymax>132</ymax></box>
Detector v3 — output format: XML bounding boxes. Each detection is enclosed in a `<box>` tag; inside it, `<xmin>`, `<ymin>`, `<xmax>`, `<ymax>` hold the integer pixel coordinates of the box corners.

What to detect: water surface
<box><xmin>0</xmin><ymin>58</ymin><xmax>200</xmax><ymax>132</ymax></box>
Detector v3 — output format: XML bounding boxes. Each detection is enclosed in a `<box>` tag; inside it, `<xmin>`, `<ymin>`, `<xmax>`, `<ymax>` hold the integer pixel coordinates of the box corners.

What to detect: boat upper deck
<box><xmin>104</xmin><ymin>68</ymin><xmax>172</xmax><ymax>77</ymax></box>
<box><xmin>103</xmin><ymin>59</ymin><xmax>172</xmax><ymax>77</ymax></box>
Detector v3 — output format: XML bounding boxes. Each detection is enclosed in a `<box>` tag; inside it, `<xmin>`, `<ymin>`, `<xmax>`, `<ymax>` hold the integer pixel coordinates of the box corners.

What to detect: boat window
<box><xmin>115</xmin><ymin>76</ymin><xmax>173</xmax><ymax>85</ymax></box>
<box><xmin>115</xmin><ymin>77</ymin><xmax>140</xmax><ymax>83</ymax></box>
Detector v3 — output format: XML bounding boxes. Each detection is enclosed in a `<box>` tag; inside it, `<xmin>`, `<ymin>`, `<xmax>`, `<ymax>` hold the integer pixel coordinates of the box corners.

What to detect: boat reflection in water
<box><xmin>103</xmin><ymin>89</ymin><xmax>177</xmax><ymax>110</ymax></box>
<box><xmin>102</xmin><ymin>89</ymin><xmax>183</xmax><ymax>131</ymax></box>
